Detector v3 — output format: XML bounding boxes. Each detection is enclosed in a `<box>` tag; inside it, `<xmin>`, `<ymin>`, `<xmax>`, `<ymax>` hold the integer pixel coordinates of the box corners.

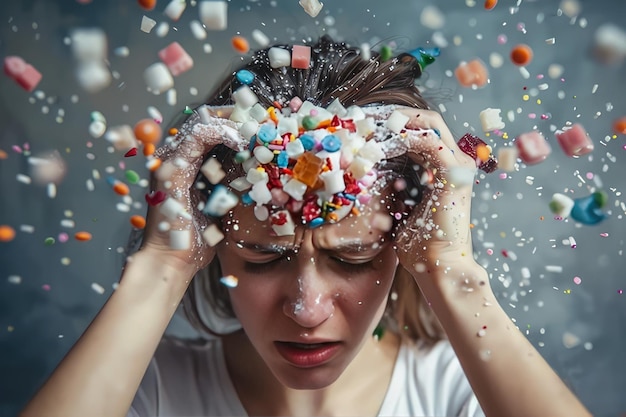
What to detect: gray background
<box><xmin>1</xmin><ymin>0</ymin><xmax>625</xmax><ymax>416</ymax></box>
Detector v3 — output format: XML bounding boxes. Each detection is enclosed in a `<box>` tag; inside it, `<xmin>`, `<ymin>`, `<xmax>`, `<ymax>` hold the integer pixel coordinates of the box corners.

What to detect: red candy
<box><xmin>291</xmin><ymin>45</ymin><xmax>311</xmax><ymax>69</ymax></box>
<box><xmin>457</xmin><ymin>133</ymin><xmax>498</xmax><ymax>173</ymax></box>
<box><xmin>158</xmin><ymin>42</ymin><xmax>194</xmax><ymax>76</ymax></box>
<box><xmin>515</xmin><ymin>131</ymin><xmax>551</xmax><ymax>165</ymax></box>
<box><xmin>555</xmin><ymin>124</ymin><xmax>594</xmax><ymax>157</ymax></box>
<box><xmin>145</xmin><ymin>190</ymin><xmax>167</xmax><ymax>206</ymax></box>
<box><xmin>4</xmin><ymin>56</ymin><xmax>42</xmax><ymax>92</ymax></box>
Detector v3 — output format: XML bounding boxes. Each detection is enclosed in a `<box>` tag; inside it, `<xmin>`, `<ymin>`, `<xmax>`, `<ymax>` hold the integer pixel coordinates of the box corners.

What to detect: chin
<box><xmin>275</xmin><ymin>364</ymin><xmax>346</xmax><ymax>390</ymax></box>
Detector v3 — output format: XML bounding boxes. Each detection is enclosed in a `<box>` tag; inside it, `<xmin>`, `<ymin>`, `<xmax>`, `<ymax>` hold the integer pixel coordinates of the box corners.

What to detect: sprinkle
<box><xmin>91</xmin><ymin>282</ymin><xmax>105</xmax><ymax>294</ymax></box>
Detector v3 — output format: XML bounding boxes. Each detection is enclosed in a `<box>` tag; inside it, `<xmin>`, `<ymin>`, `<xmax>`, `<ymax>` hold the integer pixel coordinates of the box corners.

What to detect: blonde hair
<box><xmin>181</xmin><ymin>35</ymin><xmax>445</xmax><ymax>345</ymax></box>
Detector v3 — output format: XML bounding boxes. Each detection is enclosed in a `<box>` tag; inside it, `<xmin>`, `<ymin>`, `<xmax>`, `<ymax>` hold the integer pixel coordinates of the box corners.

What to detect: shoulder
<box><xmin>381</xmin><ymin>338</ymin><xmax>483</xmax><ymax>417</ymax></box>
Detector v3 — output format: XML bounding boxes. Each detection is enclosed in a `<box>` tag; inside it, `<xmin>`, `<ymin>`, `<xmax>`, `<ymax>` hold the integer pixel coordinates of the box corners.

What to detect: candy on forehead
<box><xmin>188</xmin><ymin>101</ymin><xmax>442</xmax><ymax>236</ymax></box>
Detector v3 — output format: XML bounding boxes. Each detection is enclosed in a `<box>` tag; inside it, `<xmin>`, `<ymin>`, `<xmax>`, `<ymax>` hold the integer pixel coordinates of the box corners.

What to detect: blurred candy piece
<box><xmin>515</xmin><ymin>130</ymin><xmax>551</xmax><ymax>165</ymax></box>
<box><xmin>74</xmin><ymin>231</ymin><xmax>93</xmax><ymax>241</ymax></box>
<box><xmin>232</xmin><ymin>36</ymin><xmax>250</xmax><ymax>54</ymax></box>
<box><xmin>613</xmin><ymin>116</ymin><xmax>626</xmax><ymax>135</ymax></box>
<box><xmin>105</xmin><ymin>125</ymin><xmax>138</xmax><ymax>151</ymax></box>
<box><xmin>496</xmin><ymin>147</ymin><xmax>519</xmax><ymax>171</ymax></box>
<box><xmin>232</xmin><ymin>85</ymin><xmax>258</xmax><ymax>109</ymax></box>
<box><xmin>3</xmin><ymin>56</ymin><xmax>42</xmax><ymax>92</ymax></box>
<box><xmin>570</xmin><ymin>191</ymin><xmax>609</xmax><ymax>225</ymax></box>
<box><xmin>479</xmin><ymin>108</ymin><xmax>505</xmax><ymax>132</ymax></box>
<box><xmin>268</xmin><ymin>47</ymin><xmax>291</xmax><ymax>68</ymax></box>
<box><xmin>299</xmin><ymin>0</ymin><xmax>323</xmax><ymax>17</ymax></box>
<box><xmin>134</xmin><ymin>118</ymin><xmax>162</xmax><ymax>144</ymax></box>
<box><xmin>159</xmin><ymin>42</ymin><xmax>194</xmax><ymax>76</ymax></box>
<box><xmin>293</xmin><ymin>152</ymin><xmax>323</xmax><ymax>187</ymax></box>
<box><xmin>140</xmin><ymin>16</ymin><xmax>157</xmax><ymax>33</ymax></box>
<box><xmin>28</xmin><ymin>151</ymin><xmax>67</xmax><ymax>185</ymax></box>
<box><xmin>201</xmin><ymin>157</ymin><xmax>226</xmax><ymax>184</ymax></box>
<box><xmin>292</xmin><ymin>45</ymin><xmax>311</xmax><ymax>69</ymax></box>
<box><xmin>137</xmin><ymin>0</ymin><xmax>157</xmax><ymax>11</ymax></box>
<box><xmin>404</xmin><ymin>47</ymin><xmax>440</xmax><ymax>70</ymax></box>
<box><xmin>555</xmin><ymin>123</ymin><xmax>594</xmax><ymax>157</ymax></box>
<box><xmin>0</xmin><ymin>225</ymin><xmax>16</xmax><ymax>242</ymax></box>
<box><xmin>75</xmin><ymin>61</ymin><xmax>111</xmax><ymax>93</ymax></box>
<box><xmin>593</xmin><ymin>23</ymin><xmax>626</xmax><ymax>65</ymax></box>
<box><xmin>510</xmin><ymin>44</ymin><xmax>533</xmax><ymax>66</ymax></box>
<box><xmin>457</xmin><ymin>133</ymin><xmax>498</xmax><ymax>173</ymax></box>
<box><xmin>549</xmin><ymin>193</ymin><xmax>575</xmax><ymax>218</ymax></box>
<box><xmin>144</xmin><ymin>62</ymin><xmax>174</xmax><ymax>94</ymax></box>
<box><xmin>220</xmin><ymin>275</ymin><xmax>238</xmax><ymax>288</ymax></box>
<box><xmin>70</xmin><ymin>28</ymin><xmax>107</xmax><ymax>62</ymax></box>
<box><xmin>386</xmin><ymin>110</ymin><xmax>410</xmax><ymax>134</ymax></box>
<box><xmin>270</xmin><ymin>210</ymin><xmax>296</xmax><ymax>236</ymax></box>
<box><xmin>484</xmin><ymin>0</ymin><xmax>497</xmax><ymax>10</ymax></box>
<box><xmin>199</xmin><ymin>0</ymin><xmax>228</xmax><ymax>30</ymax></box>
<box><xmin>204</xmin><ymin>185</ymin><xmax>239</xmax><ymax>217</ymax></box>
<box><xmin>145</xmin><ymin>190</ymin><xmax>167</xmax><ymax>206</ymax></box>
<box><xmin>203</xmin><ymin>224</ymin><xmax>225</xmax><ymax>247</ymax></box>
<box><xmin>163</xmin><ymin>0</ymin><xmax>187</xmax><ymax>21</ymax></box>
<box><xmin>454</xmin><ymin>59</ymin><xmax>489</xmax><ymax>88</ymax></box>
<box><xmin>130</xmin><ymin>215</ymin><xmax>147</xmax><ymax>229</ymax></box>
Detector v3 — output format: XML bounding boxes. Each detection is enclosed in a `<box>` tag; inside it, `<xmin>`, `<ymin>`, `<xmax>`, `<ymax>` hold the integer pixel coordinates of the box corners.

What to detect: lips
<box><xmin>274</xmin><ymin>341</ymin><xmax>342</xmax><ymax>368</ymax></box>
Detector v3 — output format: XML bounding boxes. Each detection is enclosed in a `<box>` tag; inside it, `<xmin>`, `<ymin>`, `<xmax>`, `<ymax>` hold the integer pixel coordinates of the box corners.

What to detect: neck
<box><xmin>222</xmin><ymin>330</ymin><xmax>400</xmax><ymax>417</ymax></box>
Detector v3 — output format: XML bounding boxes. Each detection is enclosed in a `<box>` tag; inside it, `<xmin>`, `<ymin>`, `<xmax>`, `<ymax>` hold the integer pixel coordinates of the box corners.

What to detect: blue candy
<box><xmin>235</xmin><ymin>69</ymin><xmax>255</xmax><ymax>85</ymax></box>
<box><xmin>277</xmin><ymin>151</ymin><xmax>289</xmax><ymax>168</ymax></box>
<box><xmin>309</xmin><ymin>217</ymin><xmax>325</xmax><ymax>228</ymax></box>
<box><xmin>570</xmin><ymin>192</ymin><xmax>609</xmax><ymax>225</ymax></box>
<box><xmin>299</xmin><ymin>134</ymin><xmax>316</xmax><ymax>151</ymax></box>
<box><xmin>257</xmin><ymin>124</ymin><xmax>277</xmax><ymax>143</ymax></box>
<box><xmin>241</xmin><ymin>193</ymin><xmax>253</xmax><ymax>206</ymax></box>
<box><xmin>321</xmin><ymin>134</ymin><xmax>341</xmax><ymax>152</ymax></box>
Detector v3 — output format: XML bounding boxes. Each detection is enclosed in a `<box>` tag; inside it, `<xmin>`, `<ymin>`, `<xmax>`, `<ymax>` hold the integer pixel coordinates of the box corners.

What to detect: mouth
<box><xmin>274</xmin><ymin>341</ymin><xmax>342</xmax><ymax>368</ymax></box>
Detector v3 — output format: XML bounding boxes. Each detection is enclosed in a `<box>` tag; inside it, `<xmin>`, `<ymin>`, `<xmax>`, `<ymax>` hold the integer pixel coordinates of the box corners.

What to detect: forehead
<box><xmin>222</xmin><ymin>197</ymin><xmax>395</xmax><ymax>248</ymax></box>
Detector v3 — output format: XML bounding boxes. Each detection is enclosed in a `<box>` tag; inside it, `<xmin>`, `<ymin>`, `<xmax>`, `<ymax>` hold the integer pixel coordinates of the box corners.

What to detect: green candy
<box><xmin>125</xmin><ymin>170</ymin><xmax>140</xmax><ymax>184</ymax></box>
<box><xmin>44</xmin><ymin>237</ymin><xmax>55</xmax><ymax>246</ymax></box>
<box><xmin>379</xmin><ymin>45</ymin><xmax>393</xmax><ymax>62</ymax></box>
<box><xmin>301</xmin><ymin>116</ymin><xmax>318</xmax><ymax>131</ymax></box>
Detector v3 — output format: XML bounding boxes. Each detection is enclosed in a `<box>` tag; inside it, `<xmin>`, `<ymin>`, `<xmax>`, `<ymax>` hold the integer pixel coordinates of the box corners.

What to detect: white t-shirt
<box><xmin>127</xmin><ymin>337</ymin><xmax>484</xmax><ymax>417</ymax></box>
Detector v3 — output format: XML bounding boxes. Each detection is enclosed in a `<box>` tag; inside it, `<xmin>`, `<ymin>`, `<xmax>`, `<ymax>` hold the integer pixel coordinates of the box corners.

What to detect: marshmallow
<box><xmin>515</xmin><ymin>131</ymin><xmax>551</xmax><ymax>165</ymax></box>
<box><xmin>555</xmin><ymin>124</ymin><xmax>594</xmax><ymax>157</ymax></box>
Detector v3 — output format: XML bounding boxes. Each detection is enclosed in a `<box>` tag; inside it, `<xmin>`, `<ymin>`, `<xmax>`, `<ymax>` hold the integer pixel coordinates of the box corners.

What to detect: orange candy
<box><xmin>0</xmin><ymin>225</ymin><xmax>16</xmax><ymax>242</ymax></box>
<box><xmin>134</xmin><ymin>119</ymin><xmax>162</xmax><ymax>144</ymax></box>
<box><xmin>74</xmin><ymin>231</ymin><xmax>93</xmax><ymax>241</ymax></box>
<box><xmin>484</xmin><ymin>0</ymin><xmax>497</xmax><ymax>10</ymax></box>
<box><xmin>231</xmin><ymin>36</ymin><xmax>250</xmax><ymax>54</ymax></box>
<box><xmin>612</xmin><ymin>117</ymin><xmax>626</xmax><ymax>135</ymax></box>
<box><xmin>137</xmin><ymin>0</ymin><xmax>157</xmax><ymax>10</ymax></box>
<box><xmin>130</xmin><ymin>215</ymin><xmax>147</xmax><ymax>229</ymax></box>
<box><xmin>143</xmin><ymin>142</ymin><xmax>156</xmax><ymax>156</ymax></box>
<box><xmin>113</xmin><ymin>181</ymin><xmax>130</xmax><ymax>196</ymax></box>
<box><xmin>510</xmin><ymin>44</ymin><xmax>533</xmax><ymax>66</ymax></box>
<box><xmin>476</xmin><ymin>144</ymin><xmax>491</xmax><ymax>162</ymax></box>
<box><xmin>455</xmin><ymin>59</ymin><xmax>489</xmax><ymax>88</ymax></box>
<box><xmin>0</xmin><ymin>149</ymin><xmax>7</xmax><ymax>159</ymax></box>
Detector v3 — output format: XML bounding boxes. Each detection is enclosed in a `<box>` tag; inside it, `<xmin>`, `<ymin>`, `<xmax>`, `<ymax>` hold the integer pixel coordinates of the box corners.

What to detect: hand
<box><xmin>140</xmin><ymin>107</ymin><xmax>241</xmax><ymax>277</ymax></box>
<box><xmin>393</xmin><ymin>109</ymin><xmax>482</xmax><ymax>280</ymax></box>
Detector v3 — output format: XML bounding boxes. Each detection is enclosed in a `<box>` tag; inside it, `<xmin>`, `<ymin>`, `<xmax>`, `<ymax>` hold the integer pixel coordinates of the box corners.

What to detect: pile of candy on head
<box><xmin>196</xmin><ymin>93</ymin><xmax>441</xmax><ymax>237</ymax></box>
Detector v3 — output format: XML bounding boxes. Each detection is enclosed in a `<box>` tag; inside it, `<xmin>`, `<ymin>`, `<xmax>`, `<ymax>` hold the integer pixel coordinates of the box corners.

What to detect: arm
<box><xmin>395</xmin><ymin>109</ymin><xmax>592</xmax><ymax>417</ymax></box>
<box><xmin>19</xmin><ymin>109</ymin><xmax>234</xmax><ymax>417</ymax></box>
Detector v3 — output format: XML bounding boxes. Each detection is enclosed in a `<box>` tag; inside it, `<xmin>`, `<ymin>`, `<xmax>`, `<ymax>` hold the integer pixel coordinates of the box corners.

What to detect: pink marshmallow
<box><xmin>288</xmin><ymin>96</ymin><xmax>303</xmax><ymax>112</ymax></box>
<box><xmin>4</xmin><ymin>56</ymin><xmax>42</xmax><ymax>92</ymax></box>
<box><xmin>555</xmin><ymin>124</ymin><xmax>594</xmax><ymax>157</ymax></box>
<box><xmin>158</xmin><ymin>42</ymin><xmax>194</xmax><ymax>76</ymax></box>
<box><xmin>291</xmin><ymin>45</ymin><xmax>311</xmax><ymax>70</ymax></box>
<box><xmin>515</xmin><ymin>131</ymin><xmax>551</xmax><ymax>165</ymax></box>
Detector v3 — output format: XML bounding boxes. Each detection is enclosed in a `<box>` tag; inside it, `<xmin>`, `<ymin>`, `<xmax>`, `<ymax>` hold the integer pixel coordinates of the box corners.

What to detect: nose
<box><xmin>282</xmin><ymin>274</ymin><xmax>335</xmax><ymax>328</ymax></box>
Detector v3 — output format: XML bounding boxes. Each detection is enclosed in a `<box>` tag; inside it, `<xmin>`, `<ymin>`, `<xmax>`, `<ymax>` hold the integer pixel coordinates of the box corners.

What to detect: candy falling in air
<box><xmin>74</xmin><ymin>231</ymin><xmax>93</xmax><ymax>241</ymax></box>
<box><xmin>231</xmin><ymin>36</ymin><xmax>250</xmax><ymax>54</ymax></box>
<box><xmin>510</xmin><ymin>44</ymin><xmax>534</xmax><ymax>66</ymax></box>
<box><xmin>515</xmin><ymin>131</ymin><xmax>551</xmax><ymax>165</ymax></box>
<box><xmin>130</xmin><ymin>215</ymin><xmax>146</xmax><ymax>229</ymax></box>
<box><xmin>612</xmin><ymin>116</ymin><xmax>626</xmax><ymax>135</ymax></box>
<box><xmin>134</xmin><ymin>119</ymin><xmax>162</xmax><ymax>144</ymax></box>
<box><xmin>569</xmin><ymin>192</ymin><xmax>609</xmax><ymax>226</ymax></box>
<box><xmin>299</xmin><ymin>0</ymin><xmax>324</xmax><ymax>18</ymax></box>
<box><xmin>220</xmin><ymin>275</ymin><xmax>239</xmax><ymax>288</ymax></box>
<box><xmin>158</xmin><ymin>42</ymin><xmax>194</xmax><ymax>76</ymax></box>
<box><xmin>3</xmin><ymin>56</ymin><xmax>43</xmax><ymax>92</ymax></box>
<box><xmin>484</xmin><ymin>0</ymin><xmax>498</xmax><ymax>10</ymax></box>
<box><xmin>0</xmin><ymin>225</ymin><xmax>16</xmax><ymax>242</ymax></box>
<box><xmin>137</xmin><ymin>0</ymin><xmax>156</xmax><ymax>11</ymax></box>
<box><xmin>555</xmin><ymin>124</ymin><xmax>594</xmax><ymax>157</ymax></box>
<box><xmin>454</xmin><ymin>59</ymin><xmax>489</xmax><ymax>88</ymax></box>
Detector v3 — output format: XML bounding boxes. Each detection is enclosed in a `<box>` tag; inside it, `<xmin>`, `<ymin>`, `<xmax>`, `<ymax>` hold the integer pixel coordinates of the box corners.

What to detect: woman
<box><xmin>20</xmin><ymin>36</ymin><xmax>591</xmax><ymax>417</ymax></box>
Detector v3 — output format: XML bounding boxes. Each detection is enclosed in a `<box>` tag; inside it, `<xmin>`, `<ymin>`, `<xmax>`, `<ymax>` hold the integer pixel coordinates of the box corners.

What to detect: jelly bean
<box><xmin>137</xmin><ymin>0</ymin><xmax>156</xmax><ymax>10</ymax></box>
<box><xmin>231</xmin><ymin>36</ymin><xmax>250</xmax><ymax>54</ymax></box>
<box><xmin>74</xmin><ymin>231</ymin><xmax>93</xmax><ymax>241</ymax></box>
<box><xmin>484</xmin><ymin>0</ymin><xmax>497</xmax><ymax>10</ymax></box>
<box><xmin>130</xmin><ymin>215</ymin><xmax>146</xmax><ymax>229</ymax></box>
<box><xmin>309</xmin><ymin>217</ymin><xmax>325</xmax><ymax>228</ymax></box>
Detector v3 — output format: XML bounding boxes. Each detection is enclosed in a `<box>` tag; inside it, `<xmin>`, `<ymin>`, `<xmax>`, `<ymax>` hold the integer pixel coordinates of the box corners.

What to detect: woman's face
<box><xmin>216</xmin><ymin>194</ymin><xmax>398</xmax><ymax>389</ymax></box>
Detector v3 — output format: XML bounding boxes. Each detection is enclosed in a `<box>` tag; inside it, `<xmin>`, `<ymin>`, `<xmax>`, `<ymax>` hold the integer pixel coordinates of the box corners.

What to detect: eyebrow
<box><xmin>236</xmin><ymin>239</ymin><xmax>385</xmax><ymax>254</ymax></box>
